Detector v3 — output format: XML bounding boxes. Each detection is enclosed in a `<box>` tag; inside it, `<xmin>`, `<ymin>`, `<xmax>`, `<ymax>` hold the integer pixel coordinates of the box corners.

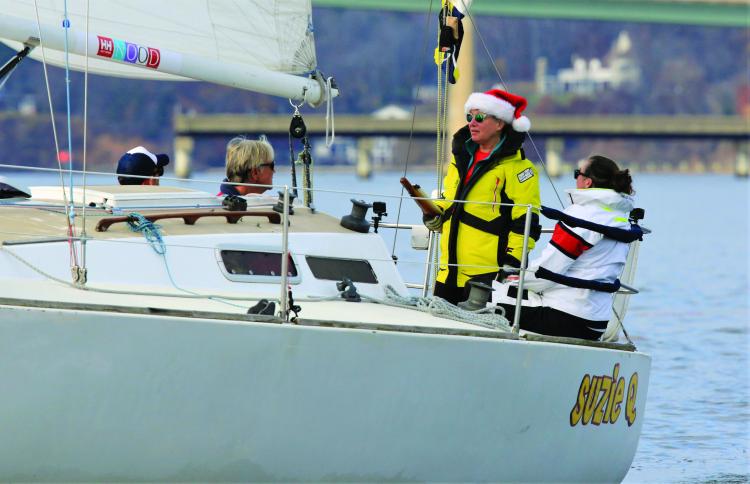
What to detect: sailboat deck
<box><xmin>0</xmin><ymin>201</ymin><xmax>351</xmax><ymax>244</ymax></box>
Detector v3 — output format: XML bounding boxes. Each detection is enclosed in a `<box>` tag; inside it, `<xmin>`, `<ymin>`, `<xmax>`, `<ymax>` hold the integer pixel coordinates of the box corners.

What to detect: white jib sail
<box><xmin>0</xmin><ymin>0</ymin><xmax>331</xmax><ymax>103</ymax></box>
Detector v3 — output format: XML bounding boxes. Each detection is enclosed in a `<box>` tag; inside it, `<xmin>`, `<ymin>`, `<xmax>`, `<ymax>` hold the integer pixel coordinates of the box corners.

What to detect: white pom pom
<box><xmin>512</xmin><ymin>116</ymin><xmax>531</xmax><ymax>132</ymax></box>
<box><xmin>454</xmin><ymin>0</ymin><xmax>473</xmax><ymax>14</ymax></box>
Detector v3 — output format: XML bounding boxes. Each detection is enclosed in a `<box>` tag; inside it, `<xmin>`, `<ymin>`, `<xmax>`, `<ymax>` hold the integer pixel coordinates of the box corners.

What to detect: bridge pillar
<box><xmin>735</xmin><ymin>140</ymin><xmax>749</xmax><ymax>177</ymax></box>
<box><xmin>356</xmin><ymin>137</ymin><xmax>373</xmax><ymax>179</ymax></box>
<box><xmin>545</xmin><ymin>138</ymin><xmax>564</xmax><ymax>178</ymax></box>
<box><xmin>174</xmin><ymin>136</ymin><xmax>195</xmax><ymax>179</ymax></box>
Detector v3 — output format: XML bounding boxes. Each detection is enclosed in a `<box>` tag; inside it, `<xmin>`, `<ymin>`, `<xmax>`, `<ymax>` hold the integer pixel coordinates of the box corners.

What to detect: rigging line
<box><xmin>32</xmin><ymin>0</ymin><xmax>77</xmax><ymax>264</ymax></box>
<box><xmin>439</xmin><ymin>59</ymin><xmax>449</xmax><ymax>193</ymax></box>
<box><xmin>62</xmin><ymin>0</ymin><xmax>80</xmax><ymax>267</ymax></box>
<box><xmin>391</xmin><ymin>0</ymin><xmax>436</xmax><ymax>259</ymax></box>
<box><xmin>0</xmin><ymin>245</ymin><xmax>264</xmax><ymax>304</ymax></box>
<box><xmin>81</xmin><ymin>0</ymin><xmax>90</xmax><ymax>272</ymax></box>
<box><xmin>0</xmin><ymin>161</ymin><xmax>529</xmax><ymax>208</ymax></box>
<box><xmin>0</xmin><ymin>230</ymin><xmax>453</xmax><ymax>269</ymax></box>
<box><xmin>0</xmin><ymin>162</ymin><xmax>529</xmax><ymax>207</ymax></box>
<box><xmin>431</xmin><ymin>60</ymin><xmax>450</xmax><ymax>293</ymax></box>
<box><xmin>462</xmin><ymin>8</ymin><xmax>565</xmax><ymax>209</ymax></box>
<box><xmin>611</xmin><ymin>306</ymin><xmax>633</xmax><ymax>345</ymax></box>
<box><xmin>435</xmin><ymin>59</ymin><xmax>442</xmax><ymax>187</ymax></box>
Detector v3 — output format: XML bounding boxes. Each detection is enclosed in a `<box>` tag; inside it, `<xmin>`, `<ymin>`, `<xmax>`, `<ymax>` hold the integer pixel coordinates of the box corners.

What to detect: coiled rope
<box><xmin>126</xmin><ymin>213</ymin><xmax>166</xmax><ymax>254</ymax></box>
<box><xmin>308</xmin><ymin>284</ymin><xmax>511</xmax><ymax>332</ymax></box>
<box><xmin>377</xmin><ymin>285</ymin><xmax>511</xmax><ymax>331</ymax></box>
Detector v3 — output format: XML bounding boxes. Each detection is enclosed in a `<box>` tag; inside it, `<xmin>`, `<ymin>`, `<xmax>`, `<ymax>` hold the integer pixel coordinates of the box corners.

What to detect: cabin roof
<box><xmin>0</xmin><ymin>186</ymin><xmax>352</xmax><ymax>244</ymax></box>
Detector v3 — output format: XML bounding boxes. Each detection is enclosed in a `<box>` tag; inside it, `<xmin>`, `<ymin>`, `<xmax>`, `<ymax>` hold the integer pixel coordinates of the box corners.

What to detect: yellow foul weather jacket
<box><xmin>435</xmin><ymin>126</ymin><xmax>541</xmax><ymax>288</ymax></box>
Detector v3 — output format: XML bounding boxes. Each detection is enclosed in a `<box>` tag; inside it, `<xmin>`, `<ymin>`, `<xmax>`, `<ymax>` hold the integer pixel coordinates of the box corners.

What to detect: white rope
<box><xmin>374</xmin><ymin>285</ymin><xmax>511</xmax><ymax>331</ymax></box>
<box><xmin>325</xmin><ymin>76</ymin><xmax>335</xmax><ymax>147</ymax></box>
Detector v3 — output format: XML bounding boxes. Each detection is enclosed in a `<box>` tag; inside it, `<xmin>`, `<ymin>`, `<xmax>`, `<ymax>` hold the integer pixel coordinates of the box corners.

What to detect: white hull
<box><xmin>0</xmin><ymin>303</ymin><xmax>650</xmax><ymax>482</ymax></box>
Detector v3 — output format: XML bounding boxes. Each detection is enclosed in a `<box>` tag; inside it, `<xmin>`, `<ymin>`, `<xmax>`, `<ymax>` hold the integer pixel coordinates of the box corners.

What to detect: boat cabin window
<box><xmin>305</xmin><ymin>256</ymin><xmax>378</xmax><ymax>284</ymax></box>
<box><xmin>219</xmin><ymin>250</ymin><xmax>298</xmax><ymax>280</ymax></box>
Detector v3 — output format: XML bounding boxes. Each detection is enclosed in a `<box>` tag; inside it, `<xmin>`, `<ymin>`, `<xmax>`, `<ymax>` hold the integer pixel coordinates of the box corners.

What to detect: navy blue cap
<box><xmin>116</xmin><ymin>146</ymin><xmax>169</xmax><ymax>179</ymax></box>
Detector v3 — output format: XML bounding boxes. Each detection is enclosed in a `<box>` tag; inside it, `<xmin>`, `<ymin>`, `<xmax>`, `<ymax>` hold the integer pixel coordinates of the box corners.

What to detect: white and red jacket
<box><xmin>498</xmin><ymin>188</ymin><xmax>635</xmax><ymax>321</ymax></box>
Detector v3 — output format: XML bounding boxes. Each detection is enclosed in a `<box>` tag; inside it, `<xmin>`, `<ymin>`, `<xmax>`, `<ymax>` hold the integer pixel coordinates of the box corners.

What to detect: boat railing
<box><xmin>0</xmin><ymin>164</ymin><xmax>643</xmax><ymax>334</ymax></box>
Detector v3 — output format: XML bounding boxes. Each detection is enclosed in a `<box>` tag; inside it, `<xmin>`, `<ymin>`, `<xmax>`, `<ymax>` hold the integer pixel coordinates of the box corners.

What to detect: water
<box><xmin>2</xmin><ymin>168</ymin><xmax>749</xmax><ymax>482</ymax></box>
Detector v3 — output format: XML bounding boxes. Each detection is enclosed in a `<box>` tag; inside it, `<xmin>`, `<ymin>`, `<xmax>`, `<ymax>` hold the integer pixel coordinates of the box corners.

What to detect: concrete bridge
<box><xmin>172</xmin><ymin>113</ymin><xmax>749</xmax><ymax>176</ymax></box>
<box><xmin>312</xmin><ymin>0</ymin><xmax>749</xmax><ymax>27</ymax></box>
<box><xmin>174</xmin><ymin>114</ymin><xmax>748</xmax><ymax>140</ymax></box>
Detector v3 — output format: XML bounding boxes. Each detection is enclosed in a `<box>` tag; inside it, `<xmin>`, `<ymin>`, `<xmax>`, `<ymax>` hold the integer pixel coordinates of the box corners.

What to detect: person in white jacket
<box><xmin>491</xmin><ymin>155</ymin><xmax>639</xmax><ymax>340</ymax></box>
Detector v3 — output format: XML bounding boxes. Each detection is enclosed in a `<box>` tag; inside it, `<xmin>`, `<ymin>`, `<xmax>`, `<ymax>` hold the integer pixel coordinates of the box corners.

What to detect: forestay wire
<box><xmin>32</xmin><ymin>0</ymin><xmax>79</xmax><ymax>270</ymax></box>
<box><xmin>391</xmin><ymin>0</ymin><xmax>436</xmax><ymax>259</ymax></box>
<box><xmin>461</xmin><ymin>6</ymin><xmax>565</xmax><ymax>208</ymax></box>
<box><xmin>80</xmin><ymin>0</ymin><xmax>91</xmax><ymax>279</ymax></box>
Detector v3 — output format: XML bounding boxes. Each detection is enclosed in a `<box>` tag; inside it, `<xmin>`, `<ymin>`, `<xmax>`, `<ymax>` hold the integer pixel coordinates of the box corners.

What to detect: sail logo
<box><xmin>569</xmin><ymin>363</ymin><xmax>639</xmax><ymax>427</ymax></box>
<box><xmin>96</xmin><ymin>36</ymin><xmax>160</xmax><ymax>69</ymax></box>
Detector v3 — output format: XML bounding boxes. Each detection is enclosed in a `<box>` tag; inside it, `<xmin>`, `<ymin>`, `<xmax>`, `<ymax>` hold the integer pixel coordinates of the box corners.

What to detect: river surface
<box><xmin>3</xmin><ymin>168</ymin><xmax>749</xmax><ymax>483</ymax></box>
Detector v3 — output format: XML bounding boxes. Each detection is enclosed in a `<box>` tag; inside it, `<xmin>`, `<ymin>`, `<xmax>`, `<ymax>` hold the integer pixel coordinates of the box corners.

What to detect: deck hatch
<box><xmin>305</xmin><ymin>256</ymin><xmax>377</xmax><ymax>284</ymax></box>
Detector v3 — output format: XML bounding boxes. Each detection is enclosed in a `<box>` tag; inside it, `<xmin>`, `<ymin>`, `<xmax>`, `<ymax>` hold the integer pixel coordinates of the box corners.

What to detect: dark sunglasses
<box><xmin>573</xmin><ymin>168</ymin><xmax>590</xmax><ymax>179</ymax></box>
<box><xmin>466</xmin><ymin>112</ymin><xmax>490</xmax><ymax>123</ymax></box>
<box><xmin>259</xmin><ymin>161</ymin><xmax>275</xmax><ymax>171</ymax></box>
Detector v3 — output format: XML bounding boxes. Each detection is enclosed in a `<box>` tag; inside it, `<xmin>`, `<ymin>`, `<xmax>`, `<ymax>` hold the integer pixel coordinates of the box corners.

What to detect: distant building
<box><xmin>372</xmin><ymin>104</ymin><xmax>411</xmax><ymax>120</ymax></box>
<box><xmin>18</xmin><ymin>95</ymin><xmax>37</xmax><ymax>116</ymax></box>
<box><xmin>537</xmin><ymin>31</ymin><xmax>641</xmax><ymax>96</ymax></box>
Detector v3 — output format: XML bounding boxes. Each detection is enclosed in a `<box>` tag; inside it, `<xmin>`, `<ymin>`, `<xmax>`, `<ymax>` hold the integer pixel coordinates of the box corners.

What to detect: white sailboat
<box><xmin>0</xmin><ymin>1</ymin><xmax>650</xmax><ymax>482</ymax></box>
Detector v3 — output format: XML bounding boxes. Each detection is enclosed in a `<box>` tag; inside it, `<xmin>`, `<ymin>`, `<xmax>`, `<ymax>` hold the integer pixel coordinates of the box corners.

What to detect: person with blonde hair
<box><xmin>218</xmin><ymin>135</ymin><xmax>275</xmax><ymax>196</ymax></box>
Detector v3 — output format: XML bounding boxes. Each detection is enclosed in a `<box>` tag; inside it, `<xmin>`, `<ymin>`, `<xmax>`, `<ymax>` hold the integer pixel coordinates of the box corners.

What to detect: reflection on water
<box><xmin>1</xmin><ymin>170</ymin><xmax>748</xmax><ymax>482</ymax></box>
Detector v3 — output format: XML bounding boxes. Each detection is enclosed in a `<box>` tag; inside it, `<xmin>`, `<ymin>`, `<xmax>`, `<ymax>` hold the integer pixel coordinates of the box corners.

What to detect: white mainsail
<box><xmin>0</xmin><ymin>0</ymin><xmax>331</xmax><ymax>103</ymax></box>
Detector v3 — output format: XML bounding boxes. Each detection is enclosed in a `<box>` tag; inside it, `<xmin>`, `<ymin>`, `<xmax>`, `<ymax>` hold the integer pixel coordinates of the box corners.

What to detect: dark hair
<box><xmin>117</xmin><ymin>165</ymin><xmax>162</xmax><ymax>186</ymax></box>
<box><xmin>117</xmin><ymin>175</ymin><xmax>143</xmax><ymax>186</ymax></box>
<box><xmin>585</xmin><ymin>155</ymin><xmax>634</xmax><ymax>195</ymax></box>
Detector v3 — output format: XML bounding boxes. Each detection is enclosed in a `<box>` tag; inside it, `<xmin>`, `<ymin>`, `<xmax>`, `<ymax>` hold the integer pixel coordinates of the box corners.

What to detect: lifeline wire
<box><xmin>391</xmin><ymin>0</ymin><xmax>436</xmax><ymax>259</ymax></box>
<box><xmin>0</xmin><ymin>244</ymin><xmax>264</xmax><ymax>304</ymax></box>
<box><xmin>125</xmin><ymin>213</ymin><xmax>246</xmax><ymax>309</ymax></box>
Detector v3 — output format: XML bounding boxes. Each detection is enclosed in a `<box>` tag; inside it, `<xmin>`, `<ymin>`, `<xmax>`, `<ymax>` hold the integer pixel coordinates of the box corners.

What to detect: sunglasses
<box><xmin>573</xmin><ymin>168</ymin><xmax>590</xmax><ymax>179</ymax></box>
<box><xmin>466</xmin><ymin>112</ymin><xmax>491</xmax><ymax>123</ymax></box>
<box><xmin>259</xmin><ymin>161</ymin><xmax>275</xmax><ymax>171</ymax></box>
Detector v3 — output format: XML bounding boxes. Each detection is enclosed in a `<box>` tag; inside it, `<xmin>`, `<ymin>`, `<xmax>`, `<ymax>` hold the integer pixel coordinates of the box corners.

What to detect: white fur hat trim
<box><xmin>464</xmin><ymin>92</ymin><xmax>531</xmax><ymax>132</ymax></box>
<box><xmin>465</xmin><ymin>92</ymin><xmax>514</xmax><ymax>122</ymax></box>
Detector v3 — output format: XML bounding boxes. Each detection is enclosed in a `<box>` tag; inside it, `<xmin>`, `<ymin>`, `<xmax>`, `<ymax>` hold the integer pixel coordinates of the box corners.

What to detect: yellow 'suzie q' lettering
<box><xmin>603</xmin><ymin>363</ymin><xmax>620</xmax><ymax>423</ymax></box>
<box><xmin>569</xmin><ymin>374</ymin><xmax>590</xmax><ymax>426</ymax></box>
<box><xmin>592</xmin><ymin>376</ymin><xmax>612</xmax><ymax>426</ymax></box>
<box><xmin>625</xmin><ymin>372</ymin><xmax>639</xmax><ymax>426</ymax></box>
<box><xmin>582</xmin><ymin>376</ymin><xmax>601</xmax><ymax>425</ymax></box>
<box><xmin>569</xmin><ymin>364</ymin><xmax>638</xmax><ymax>427</ymax></box>
<box><xmin>610</xmin><ymin>377</ymin><xmax>625</xmax><ymax>423</ymax></box>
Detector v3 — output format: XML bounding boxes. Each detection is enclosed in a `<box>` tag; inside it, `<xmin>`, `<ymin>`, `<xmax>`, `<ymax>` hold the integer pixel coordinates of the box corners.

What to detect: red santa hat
<box><xmin>464</xmin><ymin>88</ymin><xmax>531</xmax><ymax>132</ymax></box>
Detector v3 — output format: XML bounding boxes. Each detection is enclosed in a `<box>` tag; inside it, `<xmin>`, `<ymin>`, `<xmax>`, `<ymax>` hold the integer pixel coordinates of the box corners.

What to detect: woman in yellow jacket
<box><xmin>427</xmin><ymin>89</ymin><xmax>542</xmax><ymax>305</ymax></box>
